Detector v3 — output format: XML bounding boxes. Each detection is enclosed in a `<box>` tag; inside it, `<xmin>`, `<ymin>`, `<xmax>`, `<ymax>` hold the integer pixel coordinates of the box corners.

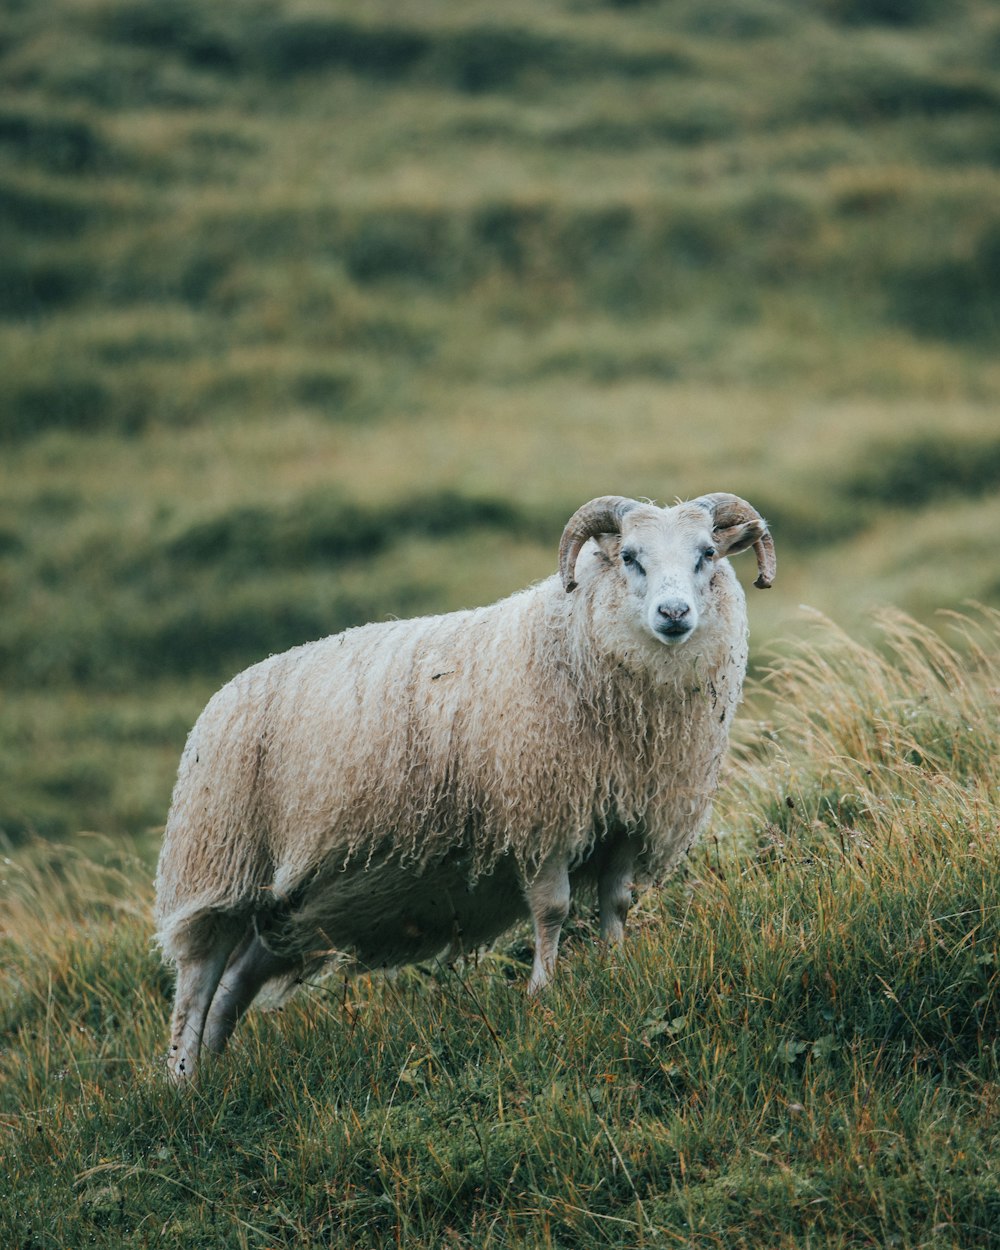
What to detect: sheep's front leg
<box><xmin>524</xmin><ymin>853</ymin><xmax>571</xmax><ymax>995</ymax></box>
<box><xmin>167</xmin><ymin>930</ymin><xmax>243</xmax><ymax>1083</ymax></box>
<box><xmin>598</xmin><ymin>836</ymin><xmax>637</xmax><ymax>945</ymax></box>
<box><xmin>202</xmin><ymin>932</ymin><xmax>298</xmax><ymax>1056</ymax></box>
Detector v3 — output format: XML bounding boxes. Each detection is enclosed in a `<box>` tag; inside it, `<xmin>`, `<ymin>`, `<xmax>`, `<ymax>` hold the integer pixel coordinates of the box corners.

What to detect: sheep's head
<box><xmin>559</xmin><ymin>493</ymin><xmax>775</xmax><ymax>647</ymax></box>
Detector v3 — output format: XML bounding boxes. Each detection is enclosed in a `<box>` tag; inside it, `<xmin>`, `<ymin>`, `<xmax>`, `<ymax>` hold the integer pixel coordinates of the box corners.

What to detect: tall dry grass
<box><xmin>2</xmin><ymin>609</ymin><xmax>998</xmax><ymax>1247</ymax></box>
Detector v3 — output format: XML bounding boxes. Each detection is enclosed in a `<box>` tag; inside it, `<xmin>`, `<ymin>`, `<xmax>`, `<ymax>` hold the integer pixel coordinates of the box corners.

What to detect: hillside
<box><xmin>1</xmin><ymin>0</ymin><xmax>999</xmax><ymax>839</ymax></box>
<box><xmin>2</xmin><ymin>8</ymin><xmax>1000</xmax><ymax>1239</ymax></box>
<box><xmin>2</xmin><ymin>609</ymin><xmax>998</xmax><ymax>1247</ymax></box>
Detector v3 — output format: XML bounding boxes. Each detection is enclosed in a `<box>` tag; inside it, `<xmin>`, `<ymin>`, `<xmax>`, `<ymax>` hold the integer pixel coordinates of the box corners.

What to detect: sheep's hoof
<box><xmin>166</xmin><ymin>1053</ymin><xmax>196</xmax><ymax>1085</ymax></box>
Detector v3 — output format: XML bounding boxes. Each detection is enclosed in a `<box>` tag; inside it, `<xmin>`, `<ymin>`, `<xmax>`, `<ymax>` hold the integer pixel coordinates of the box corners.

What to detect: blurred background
<box><xmin>1</xmin><ymin>0</ymin><xmax>998</xmax><ymax>848</ymax></box>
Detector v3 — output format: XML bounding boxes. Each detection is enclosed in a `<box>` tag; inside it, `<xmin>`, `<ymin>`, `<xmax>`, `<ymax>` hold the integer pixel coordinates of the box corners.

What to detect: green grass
<box><xmin>2</xmin><ymin>610</ymin><xmax>998</xmax><ymax>1247</ymax></box>
<box><xmin>4</xmin><ymin>0</ymin><xmax>998</xmax><ymax>1238</ymax></box>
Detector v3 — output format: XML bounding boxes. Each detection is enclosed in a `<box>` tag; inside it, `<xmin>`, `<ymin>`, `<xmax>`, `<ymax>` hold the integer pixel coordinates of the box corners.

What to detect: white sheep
<box><xmin>155</xmin><ymin>492</ymin><xmax>775</xmax><ymax>1080</ymax></box>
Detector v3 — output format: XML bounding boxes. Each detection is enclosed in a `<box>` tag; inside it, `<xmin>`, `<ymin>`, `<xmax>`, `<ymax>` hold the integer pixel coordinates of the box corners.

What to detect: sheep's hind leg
<box><xmin>597</xmin><ymin>835</ymin><xmax>638</xmax><ymax>945</ymax></box>
<box><xmin>202</xmin><ymin>931</ymin><xmax>300</xmax><ymax>1057</ymax></box>
<box><xmin>166</xmin><ymin>915</ymin><xmax>246</xmax><ymax>1083</ymax></box>
<box><xmin>524</xmin><ymin>853</ymin><xmax>571</xmax><ymax>995</ymax></box>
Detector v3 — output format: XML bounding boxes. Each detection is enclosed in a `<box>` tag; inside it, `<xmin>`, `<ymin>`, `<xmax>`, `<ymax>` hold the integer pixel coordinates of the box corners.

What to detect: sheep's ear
<box><xmin>559</xmin><ymin>495</ymin><xmax>639</xmax><ymax>591</ymax></box>
<box><xmin>713</xmin><ymin>518</ymin><xmax>767</xmax><ymax>558</ymax></box>
<box><xmin>592</xmin><ymin>533</ymin><xmax>621</xmax><ymax>561</ymax></box>
<box><xmin>691</xmin><ymin>492</ymin><xmax>775</xmax><ymax>588</ymax></box>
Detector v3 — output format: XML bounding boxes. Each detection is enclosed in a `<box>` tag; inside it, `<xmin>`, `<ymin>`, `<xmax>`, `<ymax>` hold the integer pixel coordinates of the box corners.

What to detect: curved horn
<box><xmin>559</xmin><ymin>495</ymin><xmax>639</xmax><ymax>592</ymax></box>
<box><xmin>692</xmin><ymin>492</ymin><xmax>776</xmax><ymax>589</ymax></box>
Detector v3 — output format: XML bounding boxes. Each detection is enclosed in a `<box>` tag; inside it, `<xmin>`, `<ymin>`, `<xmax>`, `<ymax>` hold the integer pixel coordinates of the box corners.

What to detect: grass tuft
<box><xmin>844</xmin><ymin>433</ymin><xmax>1000</xmax><ymax>507</ymax></box>
<box><xmin>888</xmin><ymin>225</ymin><xmax>1000</xmax><ymax>345</ymax></box>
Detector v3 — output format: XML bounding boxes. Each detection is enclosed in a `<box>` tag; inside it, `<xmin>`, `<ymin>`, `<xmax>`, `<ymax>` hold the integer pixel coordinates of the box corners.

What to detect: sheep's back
<box><xmin>158</xmin><ymin>588</ymin><xmax>559</xmax><ymax>906</ymax></box>
<box><xmin>156</xmin><ymin>561</ymin><xmax>749</xmax><ymax>927</ymax></box>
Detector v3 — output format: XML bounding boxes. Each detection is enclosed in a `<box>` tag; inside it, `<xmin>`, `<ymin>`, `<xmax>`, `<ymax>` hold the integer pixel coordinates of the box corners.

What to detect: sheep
<box><xmin>155</xmin><ymin>492</ymin><xmax>775</xmax><ymax>1080</ymax></box>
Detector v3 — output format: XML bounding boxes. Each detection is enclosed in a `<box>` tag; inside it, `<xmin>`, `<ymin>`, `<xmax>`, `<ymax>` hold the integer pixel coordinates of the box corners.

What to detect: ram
<box><xmin>155</xmin><ymin>492</ymin><xmax>775</xmax><ymax>1080</ymax></box>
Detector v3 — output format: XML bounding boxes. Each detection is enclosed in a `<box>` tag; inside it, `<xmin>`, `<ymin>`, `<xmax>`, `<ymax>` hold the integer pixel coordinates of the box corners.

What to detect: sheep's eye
<box><xmin>696</xmin><ymin>547</ymin><xmax>716</xmax><ymax>572</ymax></box>
<box><xmin>621</xmin><ymin>549</ymin><xmax>645</xmax><ymax>575</ymax></box>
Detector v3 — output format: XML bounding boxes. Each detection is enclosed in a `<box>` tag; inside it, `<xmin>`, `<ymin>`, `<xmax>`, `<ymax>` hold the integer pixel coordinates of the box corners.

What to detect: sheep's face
<box><xmin>599</xmin><ymin>503</ymin><xmax>763</xmax><ymax>647</ymax></box>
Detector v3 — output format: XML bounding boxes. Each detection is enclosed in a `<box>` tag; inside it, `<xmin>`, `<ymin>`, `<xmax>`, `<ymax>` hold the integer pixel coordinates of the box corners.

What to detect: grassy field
<box><xmin>1</xmin><ymin>1</ymin><xmax>999</xmax><ymax>1241</ymax></box>
<box><xmin>2</xmin><ymin>608</ymin><xmax>998</xmax><ymax>1247</ymax></box>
